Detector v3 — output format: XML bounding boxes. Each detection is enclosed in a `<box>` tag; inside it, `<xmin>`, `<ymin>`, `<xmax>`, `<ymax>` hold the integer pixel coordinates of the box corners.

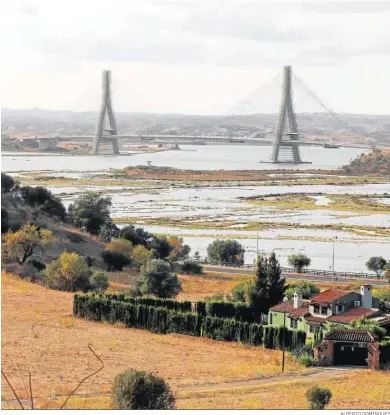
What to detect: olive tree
<box><xmin>206</xmin><ymin>239</ymin><xmax>245</xmax><ymax>266</ymax></box>
<box><xmin>288</xmin><ymin>253</ymin><xmax>311</xmax><ymax>273</ymax></box>
<box><xmin>44</xmin><ymin>252</ymin><xmax>91</xmax><ymax>291</ymax></box>
<box><xmin>137</xmin><ymin>259</ymin><xmax>182</xmax><ymax>298</ymax></box>
<box><xmin>112</xmin><ymin>369</ymin><xmax>175</xmax><ymax>410</ymax></box>
<box><xmin>2</xmin><ymin>224</ymin><xmax>55</xmax><ymax>264</ymax></box>
<box><xmin>305</xmin><ymin>385</ymin><xmax>332</xmax><ymax>410</ymax></box>
<box><xmin>366</xmin><ymin>256</ymin><xmax>387</xmax><ymax>278</ymax></box>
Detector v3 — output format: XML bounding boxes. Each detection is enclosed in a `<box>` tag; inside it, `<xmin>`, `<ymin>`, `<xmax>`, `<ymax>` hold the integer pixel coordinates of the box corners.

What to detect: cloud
<box><xmin>19</xmin><ymin>0</ymin><xmax>39</xmax><ymax>16</ymax></box>
<box><xmin>301</xmin><ymin>1</ymin><xmax>390</xmax><ymax>14</ymax></box>
<box><xmin>185</xmin><ymin>7</ymin><xmax>308</xmax><ymax>43</ymax></box>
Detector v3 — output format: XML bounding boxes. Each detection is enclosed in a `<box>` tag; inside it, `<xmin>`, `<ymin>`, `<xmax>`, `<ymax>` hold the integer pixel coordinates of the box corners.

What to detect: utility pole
<box><xmin>332</xmin><ymin>236</ymin><xmax>338</xmax><ymax>282</ymax></box>
<box><xmin>282</xmin><ymin>296</ymin><xmax>288</xmax><ymax>373</ymax></box>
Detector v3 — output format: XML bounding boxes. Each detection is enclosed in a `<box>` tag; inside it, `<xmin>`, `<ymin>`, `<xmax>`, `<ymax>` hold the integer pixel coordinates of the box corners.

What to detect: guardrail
<box><xmin>204</xmin><ymin>263</ymin><xmax>381</xmax><ymax>279</ymax></box>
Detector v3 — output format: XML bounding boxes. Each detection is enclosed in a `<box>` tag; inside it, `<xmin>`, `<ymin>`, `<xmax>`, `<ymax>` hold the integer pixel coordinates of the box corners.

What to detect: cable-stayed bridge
<box><xmin>38</xmin><ymin>66</ymin><xmax>376</xmax><ymax>161</ymax></box>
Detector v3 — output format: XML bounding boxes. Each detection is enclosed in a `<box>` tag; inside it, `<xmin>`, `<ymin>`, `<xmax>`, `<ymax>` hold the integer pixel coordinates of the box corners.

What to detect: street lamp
<box><xmin>282</xmin><ymin>295</ymin><xmax>288</xmax><ymax>373</ymax></box>
<box><xmin>332</xmin><ymin>236</ymin><xmax>338</xmax><ymax>282</ymax></box>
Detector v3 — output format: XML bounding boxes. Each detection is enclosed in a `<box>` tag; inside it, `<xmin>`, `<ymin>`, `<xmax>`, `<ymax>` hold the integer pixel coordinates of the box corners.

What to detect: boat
<box><xmin>323</xmin><ymin>143</ymin><xmax>340</xmax><ymax>149</ymax></box>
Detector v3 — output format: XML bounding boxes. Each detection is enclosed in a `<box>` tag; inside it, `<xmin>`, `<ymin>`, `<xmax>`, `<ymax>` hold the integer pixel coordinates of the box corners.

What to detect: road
<box><xmin>204</xmin><ymin>265</ymin><xmax>388</xmax><ymax>286</ymax></box>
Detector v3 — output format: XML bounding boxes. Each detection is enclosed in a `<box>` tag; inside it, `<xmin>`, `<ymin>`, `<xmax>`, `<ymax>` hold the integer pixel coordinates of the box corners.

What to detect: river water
<box><xmin>2</xmin><ymin>146</ymin><xmax>389</xmax><ymax>273</ymax></box>
<box><xmin>1</xmin><ymin>145</ymin><xmax>369</xmax><ymax>172</ymax></box>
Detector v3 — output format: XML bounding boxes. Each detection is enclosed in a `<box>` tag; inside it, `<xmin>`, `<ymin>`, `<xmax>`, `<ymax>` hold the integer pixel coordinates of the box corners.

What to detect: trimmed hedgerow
<box><xmin>73</xmin><ymin>294</ymin><xmax>306</xmax><ymax>350</ymax></box>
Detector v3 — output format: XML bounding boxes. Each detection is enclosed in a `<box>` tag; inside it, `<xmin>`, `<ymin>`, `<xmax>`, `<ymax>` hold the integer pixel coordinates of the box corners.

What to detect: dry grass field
<box><xmin>2</xmin><ymin>271</ymin><xmax>389</xmax><ymax>410</ymax></box>
<box><xmin>1</xmin><ymin>271</ymin><xmax>303</xmax><ymax>409</ymax></box>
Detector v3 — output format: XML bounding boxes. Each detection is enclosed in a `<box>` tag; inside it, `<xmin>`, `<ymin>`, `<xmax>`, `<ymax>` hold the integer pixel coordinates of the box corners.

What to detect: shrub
<box><xmin>90</xmin><ymin>270</ymin><xmax>109</xmax><ymax>292</ymax></box>
<box><xmin>305</xmin><ymin>385</ymin><xmax>332</xmax><ymax>410</ymax></box>
<box><xmin>1</xmin><ymin>207</ymin><xmax>9</xmax><ymax>234</ymax></box>
<box><xmin>298</xmin><ymin>353</ymin><xmax>315</xmax><ymax>367</ymax></box>
<box><xmin>28</xmin><ymin>259</ymin><xmax>46</xmax><ymax>271</ymax></box>
<box><xmin>131</xmin><ymin>245</ymin><xmax>152</xmax><ymax>269</ymax></box>
<box><xmin>101</xmin><ymin>250</ymin><xmax>131</xmax><ymax>271</ymax></box>
<box><xmin>181</xmin><ymin>260</ymin><xmax>203</xmax><ymax>274</ymax></box>
<box><xmin>105</xmin><ymin>239</ymin><xmax>133</xmax><ymax>258</ymax></box>
<box><xmin>285</xmin><ymin>281</ymin><xmax>320</xmax><ymax>299</ymax></box>
<box><xmin>112</xmin><ymin>369</ymin><xmax>175</xmax><ymax>410</ymax></box>
<box><xmin>44</xmin><ymin>252</ymin><xmax>91</xmax><ymax>292</ymax></box>
<box><xmin>19</xmin><ymin>186</ymin><xmax>66</xmax><ymax>219</ymax></box>
<box><xmin>1</xmin><ymin>173</ymin><xmax>15</xmax><ymax>193</ymax></box>
<box><xmin>5</xmin><ymin>262</ymin><xmax>41</xmax><ymax>281</ymax></box>
<box><xmin>137</xmin><ymin>259</ymin><xmax>182</xmax><ymax>298</ymax></box>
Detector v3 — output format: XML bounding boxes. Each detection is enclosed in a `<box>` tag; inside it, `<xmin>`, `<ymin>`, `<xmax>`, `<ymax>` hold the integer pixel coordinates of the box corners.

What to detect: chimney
<box><xmin>293</xmin><ymin>292</ymin><xmax>302</xmax><ymax>309</ymax></box>
<box><xmin>360</xmin><ymin>285</ymin><xmax>372</xmax><ymax>308</ymax></box>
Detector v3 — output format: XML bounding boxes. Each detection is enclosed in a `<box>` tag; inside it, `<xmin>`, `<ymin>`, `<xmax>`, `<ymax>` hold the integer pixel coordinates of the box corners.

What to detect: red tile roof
<box><xmin>327</xmin><ymin>307</ymin><xmax>378</xmax><ymax>324</ymax></box>
<box><xmin>324</xmin><ymin>329</ymin><xmax>377</xmax><ymax>342</ymax></box>
<box><xmin>310</xmin><ymin>289</ymin><xmax>351</xmax><ymax>304</ymax></box>
<box><xmin>269</xmin><ymin>299</ymin><xmax>309</xmax><ymax>317</ymax></box>
<box><xmin>306</xmin><ymin>316</ymin><xmax>327</xmax><ymax>324</ymax></box>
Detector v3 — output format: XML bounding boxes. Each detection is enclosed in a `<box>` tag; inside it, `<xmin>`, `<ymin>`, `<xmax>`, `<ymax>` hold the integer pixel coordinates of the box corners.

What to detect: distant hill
<box><xmin>2</xmin><ymin>108</ymin><xmax>390</xmax><ymax>145</ymax></box>
<box><xmin>343</xmin><ymin>150</ymin><xmax>390</xmax><ymax>176</ymax></box>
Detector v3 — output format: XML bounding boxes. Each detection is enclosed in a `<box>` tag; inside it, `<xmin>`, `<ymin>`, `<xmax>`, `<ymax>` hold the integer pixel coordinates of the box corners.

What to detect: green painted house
<box><xmin>268</xmin><ymin>285</ymin><xmax>390</xmax><ymax>338</ymax></box>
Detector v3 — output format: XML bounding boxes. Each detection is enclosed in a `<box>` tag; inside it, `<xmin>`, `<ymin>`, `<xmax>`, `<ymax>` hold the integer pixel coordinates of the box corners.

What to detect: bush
<box><xmin>305</xmin><ymin>385</ymin><xmax>332</xmax><ymax>410</ymax></box>
<box><xmin>298</xmin><ymin>353</ymin><xmax>315</xmax><ymax>367</ymax></box>
<box><xmin>112</xmin><ymin>369</ymin><xmax>175</xmax><ymax>410</ymax></box>
<box><xmin>137</xmin><ymin>259</ymin><xmax>182</xmax><ymax>298</ymax></box>
<box><xmin>105</xmin><ymin>239</ymin><xmax>133</xmax><ymax>258</ymax></box>
<box><xmin>90</xmin><ymin>270</ymin><xmax>109</xmax><ymax>292</ymax></box>
<box><xmin>44</xmin><ymin>252</ymin><xmax>91</xmax><ymax>292</ymax></box>
<box><xmin>5</xmin><ymin>262</ymin><xmax>41</xmax><ymax>281</ymax></box>
<box><xmin>19</xmin><ymin>186</ymin><xmax>66</xmax><ymax>219</ymax></box>
<box><xmin>28</xmin><ymin>259</ymin><xmax>46</xmax><ymax>271</ymax></box>
<box><xmin>1</xmin><ymin>173</ymin><xmax>15</xmax><ymax>193</ymax></box>
<box><xmin>181</xmin><ymin>260</ymin><xmax>203</xmax><ymax>274</ymax></box>
<box><xmin>101</xmin><ymin>250</ymin><xmax>131</xmax><ymax>271</ymax></box>
<box><xmin>131</xmin><ymin>245</ymin><xmax>152</xmax><ymax>269</ymax></box>
<box><xmin>285</xmin><ymin>281</ymin><xmax>320</xmax><ymax>299</ymax></box>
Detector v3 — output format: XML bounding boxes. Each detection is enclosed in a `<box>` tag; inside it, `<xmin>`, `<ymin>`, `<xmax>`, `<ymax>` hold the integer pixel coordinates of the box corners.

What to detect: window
<box><xmin>308</xmin><ymin>324</ymin><xmax>314</xmax><ymax>333</ymax></box>
<box><xmin>321</xmin><ymin>307</ymin><xmax>328</xmax><ymax>315</ymax></box>
<box><xmin>336</xmin><ymin>304</ymin><xmax>344</xmax><ymax>314</ymax></box>
<box><xmin>313</xmin><ymin>305</ymin><xmax>320</xmax><ymax>314</ymax></box>
<box><xmin>290</xmin><ymin>319</ymin><xmax>298</xmax><ymax>329</ymax></box>
<box><xmin>354</xmin><ymin>301</ymin><xmax>361</xmax><ymax>307</ymax></box>
<box><xmin>269</xmin><ymin>313</ymin><xmax>273</xmax><ymax>325</ymax></box>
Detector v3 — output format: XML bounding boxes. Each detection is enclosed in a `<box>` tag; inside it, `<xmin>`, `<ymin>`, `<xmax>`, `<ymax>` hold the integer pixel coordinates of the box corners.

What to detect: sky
<box><xmin>1</xmin><ymin>0</ymin><xmax>390</xmax><ymax>115</ymax></box>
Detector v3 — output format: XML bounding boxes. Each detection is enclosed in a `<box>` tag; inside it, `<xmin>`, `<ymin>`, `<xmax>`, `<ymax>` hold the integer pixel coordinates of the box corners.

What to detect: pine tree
<box><xmin>249</xmin><ymin>255</ymin><xmax>270</xmax><ymax>315</ymax></box>
<box><xmin>266</xmin><ymin>252</ymin><xmax>286</xmax><ymax>309</ymax></box>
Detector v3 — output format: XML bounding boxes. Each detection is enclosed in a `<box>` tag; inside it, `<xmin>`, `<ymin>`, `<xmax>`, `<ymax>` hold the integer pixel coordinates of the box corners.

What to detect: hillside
<box><xmin>343</xmin><ymin>150</ymin><xmax>390</xmax><ymax>175</ymax></box>
<box><xmin>2</xmin><ymin>190</ymin><xmax>105</xmax><ymax>269</ymax></box>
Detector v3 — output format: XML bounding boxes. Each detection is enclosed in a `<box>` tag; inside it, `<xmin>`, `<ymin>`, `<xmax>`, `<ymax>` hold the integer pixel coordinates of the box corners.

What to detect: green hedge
<box><xmin>74</xmin><ymin>294</ymin><xmax>305</xmax><ymax>350</ymax></box>
<box><xmin>86</xmin><ymin>293</ymin><xmax>192</xmax><ymax>313</ymax></box>
<box><xmin>205</xmin><ymin>301</ymin><xmax>258</xmax><ymax>323</ymax></box>
<box><xmin>81</xmin><ymin>294</ymin><xmax>256</xmax><ymax>322</ymax></box>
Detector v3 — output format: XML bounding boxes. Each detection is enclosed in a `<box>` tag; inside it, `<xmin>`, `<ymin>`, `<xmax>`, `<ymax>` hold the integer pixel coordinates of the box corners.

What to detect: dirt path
<box><xmin>2</xmin><ymin>367</ymin><xmax>352</xmax><ymax>408</ymax></box>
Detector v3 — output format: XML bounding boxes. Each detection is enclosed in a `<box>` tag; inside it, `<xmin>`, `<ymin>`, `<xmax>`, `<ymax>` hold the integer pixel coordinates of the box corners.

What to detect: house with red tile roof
<box><xmin>268</xmin><ymin>285</ymin><xmax>389</xmax><ymax>337</ymax></box>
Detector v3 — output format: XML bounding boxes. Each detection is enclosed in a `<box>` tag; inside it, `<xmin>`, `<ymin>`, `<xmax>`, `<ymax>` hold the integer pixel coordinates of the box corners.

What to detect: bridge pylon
<box><xmin>272</xmin><ymin>65</ymin><xmax>303</xmax><ymax>164</ymax></box>
<box><xmin>92</xmin><ymin>70</ymin><xmax>119</xmax><ymax>155</ymax></box>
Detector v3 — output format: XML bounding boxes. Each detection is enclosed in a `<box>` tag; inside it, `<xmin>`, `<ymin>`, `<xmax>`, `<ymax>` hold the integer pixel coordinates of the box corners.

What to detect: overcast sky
<box><xmin>1</xmin><ymin>0</ymin><xmax>390</xmax><ymax>114</ymax></box>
